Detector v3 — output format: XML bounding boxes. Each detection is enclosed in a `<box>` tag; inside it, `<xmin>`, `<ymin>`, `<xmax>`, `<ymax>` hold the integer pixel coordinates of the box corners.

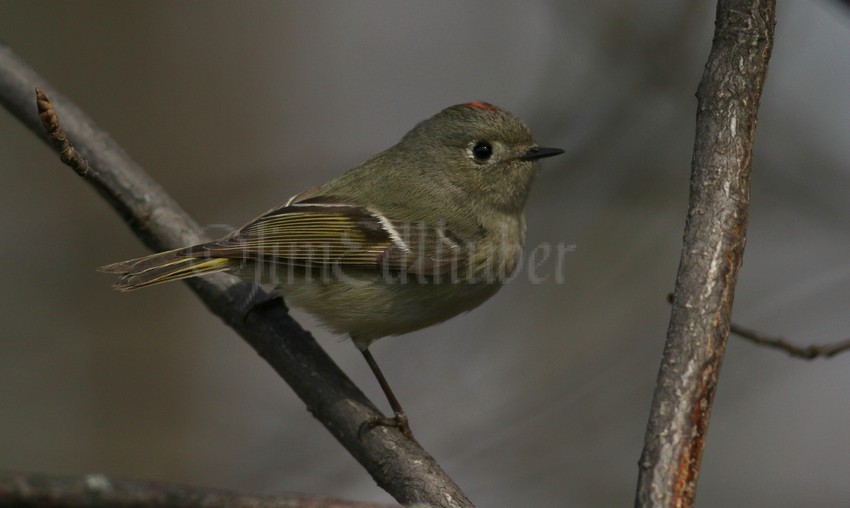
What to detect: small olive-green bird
<box><xmin>101</xmin><ymin>102</ymin><xmax>563</xmax><ymax>438</ymax></box>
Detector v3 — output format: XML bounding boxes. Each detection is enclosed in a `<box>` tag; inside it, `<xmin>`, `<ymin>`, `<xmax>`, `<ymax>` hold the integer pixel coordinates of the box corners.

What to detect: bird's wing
<box><xmin>183</xmin><ymin>195</ymin><xmax>468</xmax><ymax>276</ymax></box>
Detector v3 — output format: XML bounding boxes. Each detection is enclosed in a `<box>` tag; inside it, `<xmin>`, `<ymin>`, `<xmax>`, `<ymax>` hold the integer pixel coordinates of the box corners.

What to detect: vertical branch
<box><xmin>635</xmin><ymin>1</ymin><xmax>776</xmax><ymax>507</ymax></box>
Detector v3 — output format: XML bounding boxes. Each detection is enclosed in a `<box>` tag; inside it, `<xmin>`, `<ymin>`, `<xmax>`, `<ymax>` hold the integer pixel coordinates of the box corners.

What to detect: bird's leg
<box><xmin>359</xmin><ymin>348</ymin><xmax>416</xmax><ymax>441</ymax></box>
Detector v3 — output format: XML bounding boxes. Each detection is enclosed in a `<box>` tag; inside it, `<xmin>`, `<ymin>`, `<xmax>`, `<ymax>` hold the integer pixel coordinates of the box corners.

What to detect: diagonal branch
<box><xmin>635</xmin><ymin>1</ymin><xmax>776</xmax><ymax>507</ymax></box>
<box><xmin>0</xmin><ymin>43</ymin><xmax>472</xmax><ymax>508</ymax></box>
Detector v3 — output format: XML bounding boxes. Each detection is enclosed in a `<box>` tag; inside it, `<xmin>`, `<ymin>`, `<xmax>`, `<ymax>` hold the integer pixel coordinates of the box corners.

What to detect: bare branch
<box><xmin>0</xmin><ymin>43</ymin><xmax>472</xmax><ymax>507</ymax></box>
<box><xmin>731</xmin><ymin>323</ymin><xmax>850</xmax><ymax>359</ymax></box>
<box><xmin>635</xmin><ymin>1</ymin><xmax>776</xmax><ymax>507</ymax></box>
<box><xmin>0</xmin><ymin>471</ymin><xmax>398</xmax><ymax>508</ymax></box>
<box><xmin>666</xmin><ymin>294</ymin><xmax>850</xmax><ymax>360</ymax></box>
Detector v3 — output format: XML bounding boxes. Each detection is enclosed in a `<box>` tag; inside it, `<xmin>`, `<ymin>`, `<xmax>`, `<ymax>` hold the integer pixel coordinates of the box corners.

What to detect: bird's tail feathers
<box><xmin>99</xmin><ymin>248</ymin><xmax>232</xmax><ymax>291</ymax></box>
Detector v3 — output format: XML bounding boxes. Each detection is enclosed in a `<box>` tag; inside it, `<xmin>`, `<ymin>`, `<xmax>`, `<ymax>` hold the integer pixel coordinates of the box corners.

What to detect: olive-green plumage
<box><xmin>102</xmin><ymin>102</ymin><xmax>562</xmax><ymax>348</ymax></box>
<box><xmin>102</xmin><ymin>102</ymin><xmax>562</xmax><ymax>437</ymax></box>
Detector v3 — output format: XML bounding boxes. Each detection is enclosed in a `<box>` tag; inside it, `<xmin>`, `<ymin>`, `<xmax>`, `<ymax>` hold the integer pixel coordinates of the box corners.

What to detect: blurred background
<box><xmin>1</xmin><ymin>1</ymin><xmax>849</xmax><ymax>506</ymax></box>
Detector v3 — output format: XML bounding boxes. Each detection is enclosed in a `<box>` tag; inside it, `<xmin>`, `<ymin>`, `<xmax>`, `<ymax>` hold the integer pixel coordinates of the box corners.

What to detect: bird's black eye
<box><xmin>471</xmin><ymin>142</ymin><xmax>493</xmax><ymax>162</ymax></box>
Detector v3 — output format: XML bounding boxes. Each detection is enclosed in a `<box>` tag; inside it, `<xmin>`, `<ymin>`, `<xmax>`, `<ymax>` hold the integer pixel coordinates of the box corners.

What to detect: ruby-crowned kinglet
<box><xmin>101</xmin><ymin>102</ymin><xmax>563</xmax><ymax>438</ymax></box>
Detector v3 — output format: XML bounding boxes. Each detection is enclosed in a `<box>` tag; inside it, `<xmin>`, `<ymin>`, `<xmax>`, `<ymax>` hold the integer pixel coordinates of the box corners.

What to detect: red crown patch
<box><xmin>463</xmin><ymin>101</ymin><xmax>500</xmax><ymax>112</ymax></box>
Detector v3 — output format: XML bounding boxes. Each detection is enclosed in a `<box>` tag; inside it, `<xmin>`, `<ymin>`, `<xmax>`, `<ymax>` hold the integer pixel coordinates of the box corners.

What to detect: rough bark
<box><xmin>635</xmin><ymin>1</ymin><xmax>776</xmax><ymax>506</ymax></box>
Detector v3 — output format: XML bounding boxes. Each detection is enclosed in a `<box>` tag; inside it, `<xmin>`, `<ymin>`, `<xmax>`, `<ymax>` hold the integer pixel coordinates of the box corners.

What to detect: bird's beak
<box><xmin>518</xmin><ymin>146</ymin><xmax>565</xmax><ymax>161</ymax></box>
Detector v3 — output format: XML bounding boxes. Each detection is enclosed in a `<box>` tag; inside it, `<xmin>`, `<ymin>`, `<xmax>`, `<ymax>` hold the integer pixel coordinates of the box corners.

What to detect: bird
<box><xmin>100</xmin><ymin>102</ymin><xmax>564</xmax><ymax>439</ymax></box>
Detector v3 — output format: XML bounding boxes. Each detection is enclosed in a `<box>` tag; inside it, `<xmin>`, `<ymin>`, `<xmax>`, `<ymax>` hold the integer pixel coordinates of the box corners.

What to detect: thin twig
<box><xmin>635</xmin><ymin>2</ymin><xmax>776</xmax><ymax>507</ymax></box>
<box><xmin>666</xmin><ymin>293</ymin><xmax>850</xmax><ymax>359</ymax></box>
<box><xmin>665</xmin><ymin>293</ymin><xmax>850</xmax><ymax>359</ymax></box>
<box><xmin>730</xmin><ymin>323</ymin><xmax>850</xmax><ymax>359</ymax></box>
<box><xmin>0</xmin><ymin>43</ymin><xmax>472</xmax><ymax>508</ymax></box>
<box><xmin>0</xmin><ymin>470</ymin><xmax>398</xmax><ymax>508</ymax></box>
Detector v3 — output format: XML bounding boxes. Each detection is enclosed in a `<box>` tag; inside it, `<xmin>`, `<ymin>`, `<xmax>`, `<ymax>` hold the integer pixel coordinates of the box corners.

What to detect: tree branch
<box><xmin>666</xmin><ymin>294</ymin><xmax>850</xmax><ymax>360</ymax></box>
<box><xmin>731</xmin><ymin>323</ymin><xmax>850</xmax><ymax>359</ymax></box>
<box><xmin>0</xmin><ymin>471</ymin><xmax>398</xmax><ymax>508</ymax></box>
<box><xmin>0</xmin><ymin>43</ymin><xmax>472</xmax><ymax>507</ymax></box>
<box><xmin>635</xmin><ymin>1</ymin><xmax>776</xmax><ymax>507</ymax></box>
